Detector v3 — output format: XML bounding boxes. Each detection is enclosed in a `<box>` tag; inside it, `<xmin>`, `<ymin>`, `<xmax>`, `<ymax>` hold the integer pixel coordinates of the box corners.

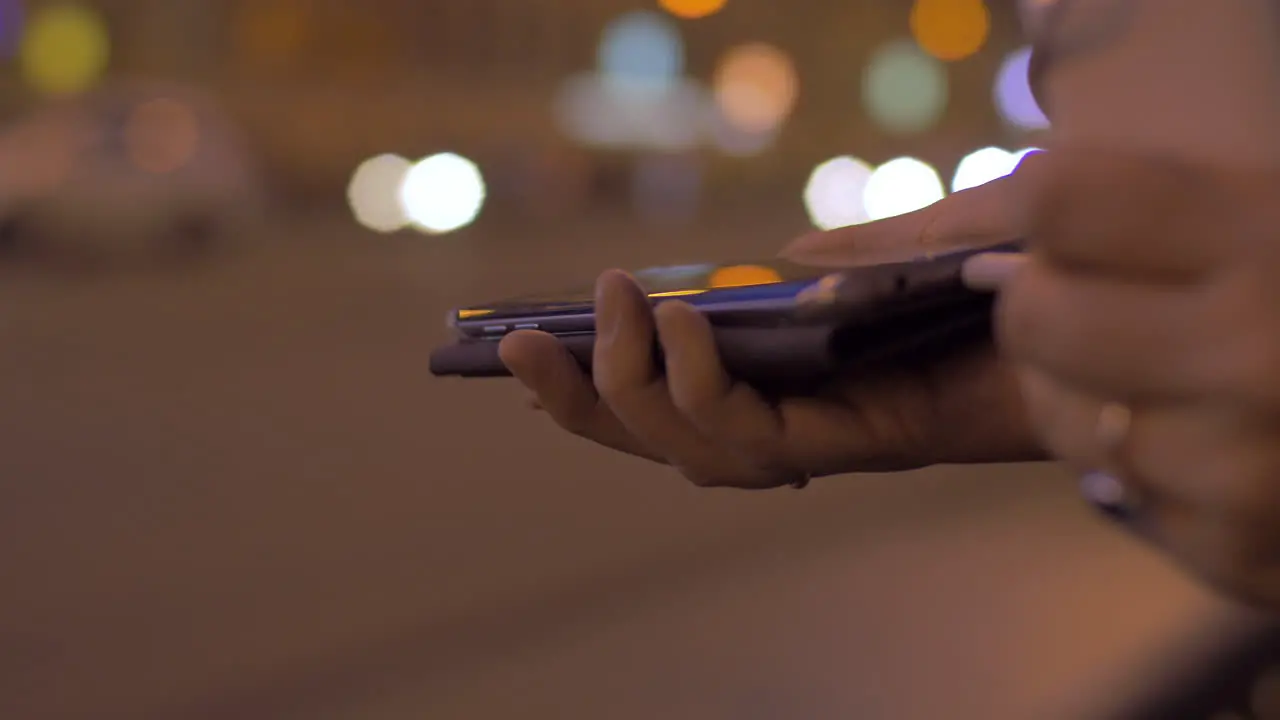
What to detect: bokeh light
<box><xmin>398</xmin><ymin>153</ymin><xmax>487</xmax><ymax>235</ymax></box>
<box><xmin>233</xmin><ymin>0</ymin><xmax>308</xmax><ymax>63</ymax></box>
<box><xmin>951</xmin><ymin>146</ymin><xmax>1020</xmax><ymax>192</ymax></box>
<box><xmin>124</xmin><ymin>99</ymin><xmax>201</xmax><ymax>175</ymax></box>
<box><xmin>803</xmin><ymin>156</ymin><xmax>875</xmax><ymax>230</ymax></box>
<box><xmin>0</xmin><ymin>0</ymin><xmax>24</xmax><ymax>58</ymax></box>
<box><xmin>555</xmin><ymin>73</ymin><xmax>704</xmax><ymax>150</ymax></box>
<box><xmin>709</xmin><ymin>264</ymin><xmax>782</xmax><ymax>288</ymax></box>
<box><xmin>910</xmin><ymin>0</ymin><xmax>990</xmax><ymax>62</ymax></box>
<box><xmin>705</xmin><ymin>107</ymin><xmax>776</xmax><ymax>157</ymax></box>
<box><xmin>712</xmin><ymin>42</ymin><xmax>799</xmax><ymax>135</ymax></box>
<box><xmin>1013</xmin><ymin>146</ymin><xmax>1042</xmax><ymax>163</ymax></box>
<box><xmin>658</xmin><ymin>0</ymin><xmax>727</xmax><ymax>19</ymax></box>
<box><xmin>348</xmin><ymin>154</ymin><xmax>412</xmax><ymax>233</ymax></box>
<box><xmin>863</xmin><ymin>157</ymin><xmax>946</xmax><ymax>220</ymax></box>
<box><xmin>598</xmin><ymin>10</ymin><xmax>684</xmax><ymax>91</ymax></box>
<box><xmin>20</xmin><ymin>3</ymin><xmax>110</xmax><ymax>95</ymax></box>
<box><xmin>994</xmin><ymin>46</ymin><xmax>1049</xmax><ymax>129</ymax></box>
<box><xmin>863</xmin><ymin>39</ymin><xmax>948</xmax><ymax>134</ymax></box>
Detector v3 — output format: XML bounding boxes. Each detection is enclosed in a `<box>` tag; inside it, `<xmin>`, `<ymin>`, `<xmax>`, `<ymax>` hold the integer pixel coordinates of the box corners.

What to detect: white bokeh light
<box><xmin>398</xmin><ymin>153</ymin><xmax>487</xmax><ymax>235</ymax></box>
<box><xmin>951</xmin><ymin>146</ymin><xmax>1020</xmax><ymax>192</ymax></box>
<box><xmin>1013</xmin><ymin>146</ymin><xmax>1042</xmax><ymax>163</ymax></box>
<box><xmin>348</xmin><ymin>154</ymin><xmax>412</xmax><ymax>233</ymax></box>
<box><xmin>803</xmin><ymin>156</ymin><xmax>874</xmax><ymax>230</ymax></box>
<box><xmin>863</xmin><ymin>157</ymin><xmax>946</xmax><ymax>221</ymax></box>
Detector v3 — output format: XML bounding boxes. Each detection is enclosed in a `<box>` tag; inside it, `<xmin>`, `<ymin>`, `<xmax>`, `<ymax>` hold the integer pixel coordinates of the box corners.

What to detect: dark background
<box><xmin>0</xmin><ymin>1</ymin><xmax>1268</xmax><ymax>718</ymax></box>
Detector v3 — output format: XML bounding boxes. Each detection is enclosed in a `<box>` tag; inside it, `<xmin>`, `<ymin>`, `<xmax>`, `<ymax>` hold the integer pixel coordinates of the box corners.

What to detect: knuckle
<box><xmin>670</xmin><ymin>386</ymin><xmax>720</xmax><ymax>424</ymax></box>
<box><xmin>591</xmin><ymin>371</ymin><xmax>632</xmax><ymax>404</ymax></box>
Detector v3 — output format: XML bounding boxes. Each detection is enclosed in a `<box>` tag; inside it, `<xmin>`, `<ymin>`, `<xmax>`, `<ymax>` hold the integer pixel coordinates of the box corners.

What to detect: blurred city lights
<box><xmin>863</xmin><ymin>157</ymin><xmax>946</xmax><ymax>220</ymax></box>
<box><xmin>0</xmin><ymin>0</ymin><xmax>24</xmax><ymax>58</ymax></box>
<box><xmin>398</xmin><ymin>153</ymin><xmax>487</xmax><ymax>235</ymax></box>
<box><xmin>348</xmin><ymin>154</ymin><xmax>412</xmax><ymax>233</ymax></box>
<box><xmin>863</xmin><ymin>39</ymin><xmax>948</xmax><ymax>134</ymax></box>
<box><xmin>712</xmin><ymin>42</ymin><xmax>798</xmax><ymax>135</ymax></box>
<box><xmin>658</xmin><ymin>0</ymin><xmax>727</xmax><ymax>19</ymax></box>
<box><xmin>1013</xmin><ymin>146</ymin><xmax>1042</xmax><ymax>163</ymax></box>
<box><xmin>233</xmin><ymin>0</ymin><xmax>308</xmax><ymax>63</ymax></box>
<box><xmin>705</xmin><ymin>106</ymin><xmax>776</xmax><ymax>157</ymax></box>
<box><xmin>994</xmin><ymin>46</ymin><xmax>1049</xmax><ymax>129</ymax></box>
<box><xmin>555</xmin><ymin>73</ymin><xmax>704</xmax><ymax>151</ymax></box>
<box><xmin>598</xmin><ymin>10</ymin><xmax>684</xmax><ymax>91</ymax></box>
<box><xmin>910</xmin><ymin>0</ymin><xmax>990</xmax><ymax>62</ymax></box>
<box><xmin>803</xmin><ymin>156</ymin><xmax>874</xmax><ymax>230</ymax></box>
<box><xmin>124</xmin><ymin>99</ymin><xmax>201</xmax><ymax>175</ymax></box>
<box><xmin>951</xmin><ymin>146</ymin><xmax>1020</xmax><ymax>192</ymax></box>
<box><xmin>709</xmin><ymin>264</ymin><xmax>782</xmax><ymax>288</ymax></box>
<box><xmin>20</xmin><ymin>3</ymin><xmax>110</xmax><ymax>95</ymax></box>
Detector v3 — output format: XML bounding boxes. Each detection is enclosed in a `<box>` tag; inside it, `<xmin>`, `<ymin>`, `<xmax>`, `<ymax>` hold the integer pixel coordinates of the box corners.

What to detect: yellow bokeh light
<box><xmin>19</xmin><ymin>3</ymin><xmax>110</xmax><ymax>95</ymax></box>
<box><xmin>909</xmin><ymin>0</ymin><xmax>990</xmax><ymax>62</ymax></box>
<box><xmin>709</xmin><ymin>264</ymin><xmax>782</xmax><ymax>288</ymax></box>
<box><xmin>712</xmin><ymin>42</ymin><xmax>799</xmax><ymax>135</ymax></box>
<box><xmin>658</xmin><ymin>0</ymin><xmax>727</xmax><ymax>20</ymax></box>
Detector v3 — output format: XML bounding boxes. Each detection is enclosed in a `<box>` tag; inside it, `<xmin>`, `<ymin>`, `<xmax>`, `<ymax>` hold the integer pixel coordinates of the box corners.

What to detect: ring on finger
<box><xmin>1082</xmin><ymin>401</ymin><xmax>1145</xmax><ymax>518</ymax></box>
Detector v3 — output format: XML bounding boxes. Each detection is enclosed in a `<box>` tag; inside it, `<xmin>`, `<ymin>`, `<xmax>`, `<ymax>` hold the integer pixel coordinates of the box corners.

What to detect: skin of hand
<box><xmin>497</xmin><ymin>177</ymin><xmax>1047</xmax><ymax>490</ymax></box>
<box><xmin>979</xmin><ymin>147</ymin><xmax>1280</xmax><ymax>608</ymax></box>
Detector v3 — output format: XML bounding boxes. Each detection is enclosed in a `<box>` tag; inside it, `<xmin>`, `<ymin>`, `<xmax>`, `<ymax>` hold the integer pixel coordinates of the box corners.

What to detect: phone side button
<box><xmin>513</xmin><ymin>323</ymin><xmax>540</xmax><ymax>331</ymax></box>
<box><xmin>482</xmin><ymin>325</ymin><xmax>508</xmax><ymax>335</ymax></box>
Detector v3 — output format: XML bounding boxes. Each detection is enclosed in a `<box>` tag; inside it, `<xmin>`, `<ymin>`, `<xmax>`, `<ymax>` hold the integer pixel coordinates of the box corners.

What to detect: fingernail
<box><xmin>960</xmin><ymin>252</ymin><xmax>1027</xmax><ymax>291</ymax></box>
<box><xmin>594</xmin><ymin>270</ymin><xmax>630</xmax><ymax>342</ymax></box>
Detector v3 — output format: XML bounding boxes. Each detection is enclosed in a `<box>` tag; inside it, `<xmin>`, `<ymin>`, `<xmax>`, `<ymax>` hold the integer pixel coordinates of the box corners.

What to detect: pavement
<box><xmin>0</xmin><ymin>213</ymin><xmax>1263</xmax><ymax>719</ymax></box>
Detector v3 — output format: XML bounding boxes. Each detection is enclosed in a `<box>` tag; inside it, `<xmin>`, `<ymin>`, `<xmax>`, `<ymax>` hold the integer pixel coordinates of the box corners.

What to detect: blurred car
<box><xmin>0</xmin><ymin>79</ymin><xmax>266</xmax><ymax>270</ymax></box>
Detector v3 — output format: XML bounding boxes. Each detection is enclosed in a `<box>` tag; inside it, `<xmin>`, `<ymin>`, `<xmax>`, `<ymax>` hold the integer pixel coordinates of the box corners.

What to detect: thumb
<box><xmin>779</xmin><ymin>175</ymin><xmax>1021</xmax><ymax>268</ymax></box>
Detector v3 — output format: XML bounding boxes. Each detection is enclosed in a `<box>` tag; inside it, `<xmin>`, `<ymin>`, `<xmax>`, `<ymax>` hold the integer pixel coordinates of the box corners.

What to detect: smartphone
<box><xmin>431</xmin><ymin>241</ymin><xmax>1022</xmax><ymax>388</ymax></box>
<box><xmin>448</xmin><ymin>260</ymin><xmax>826</xmax><ymax>339</ymax></box>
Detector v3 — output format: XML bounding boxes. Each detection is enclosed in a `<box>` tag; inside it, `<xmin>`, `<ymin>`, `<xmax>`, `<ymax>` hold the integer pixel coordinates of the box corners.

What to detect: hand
<box><xmin>988</xmin><ymin>148</ymin><xmax>1280</xmax><ymax>606</ymax></box>
<box><xmin>498</xmin><ymin>180</ymin><xmax>1046</xmax><ymax>489</ymax></box>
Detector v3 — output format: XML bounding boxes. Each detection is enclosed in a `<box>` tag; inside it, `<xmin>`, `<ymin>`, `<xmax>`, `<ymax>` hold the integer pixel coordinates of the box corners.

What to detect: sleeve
<box><xmin>1022</xmin><ymin>0</ymin><xmax>1280</xmax><ymax>167</ymax></box>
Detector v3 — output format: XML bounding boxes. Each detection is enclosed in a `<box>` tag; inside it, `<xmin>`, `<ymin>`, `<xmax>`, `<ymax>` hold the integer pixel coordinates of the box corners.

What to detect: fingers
<box><xmin>961</xmin><ymin>251</ymin><xmax>1028</xmax><ymax>292</ymax></box>
<box><xmin>498</xmin><ymin>329</ymin><xmax>659</xmax><ymax>461</ymax></box>
<box><xmin>1015</xmin><ymin>149</ymin><xmax>1230</xmax><ymax>282</ymax></box>
<box><xmin>780</xmin><ymin>175</ymin><xmax>1021</xmax><ymax>268</ymax></box>
<box><xmin>1013</xmin><ymin>365</ymin><xmax>1111</xmax><ymax>475</ymax></box>
<box><xmin>996</xmin><ymin>256</ymin><xmax>1222</xmax><ymax>400</ymax></box>
<box><xmin>654</xmin><ymin>300</ymin><xmax>796</xmax><ymax>475</ymax></box>
<box><xmin>592</xmin><ymin>270</ymin><xmax>761</xmax><ymax>486</ymax></box>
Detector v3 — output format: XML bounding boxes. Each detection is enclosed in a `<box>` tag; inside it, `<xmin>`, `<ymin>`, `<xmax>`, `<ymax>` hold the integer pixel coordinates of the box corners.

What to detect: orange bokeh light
<box><xmin>658</xmin><ymin>0</ymin><xmax>728</xmax><ymax>20</ymax></box>
<box><xmin>708</xmin><ymin>264</ymin><xmax>782</xmax><ymax>288</ymax></box>
<box><xmin>909</xmin><ymin>0</ymin><xmax>990</xmax><ymax>62</ymax></box>
<box><xmin>712</xmin><ymin>42</ymin><xmax>799</xmax><ymax>134</ymax></box>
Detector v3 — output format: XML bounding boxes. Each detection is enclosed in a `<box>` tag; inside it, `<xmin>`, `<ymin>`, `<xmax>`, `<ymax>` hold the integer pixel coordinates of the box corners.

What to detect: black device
<box><xmin>429</xmin><ymin>241</ymin><xmax>1023</xmax><ymax>389</ymax></box>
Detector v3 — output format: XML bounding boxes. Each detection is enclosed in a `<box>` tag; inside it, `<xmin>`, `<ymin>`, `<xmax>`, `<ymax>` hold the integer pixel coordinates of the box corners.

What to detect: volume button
<box><xmin>514</xmin><ymin>323</ymin><xmax>540</xmax><ymax>330</ymax></box>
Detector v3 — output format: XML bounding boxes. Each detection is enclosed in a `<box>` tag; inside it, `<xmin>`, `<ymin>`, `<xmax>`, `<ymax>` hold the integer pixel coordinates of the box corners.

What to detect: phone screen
<box><xmin>459</xmin><ymin>260</ymin><xmax>822</xmax><ymax>319</ymax></box>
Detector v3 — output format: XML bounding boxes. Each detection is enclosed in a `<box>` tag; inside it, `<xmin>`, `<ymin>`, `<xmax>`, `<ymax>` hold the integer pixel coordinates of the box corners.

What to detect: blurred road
<box><xmin>0</xmin><ymin>213</ymin><xmax>1260</xmax><ymax>719</ymax></box>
